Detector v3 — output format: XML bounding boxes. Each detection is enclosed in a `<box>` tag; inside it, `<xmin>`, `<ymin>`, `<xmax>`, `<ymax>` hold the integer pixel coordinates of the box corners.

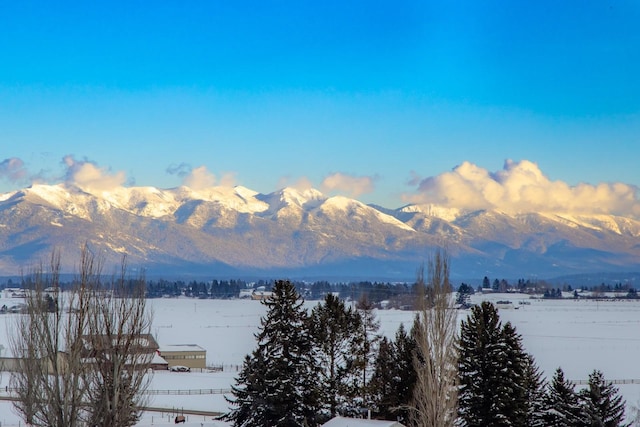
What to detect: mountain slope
<box><xmin>0</xmin><ymin>184</ymin><xmax>639</xmax><ymax>280</ymax></box>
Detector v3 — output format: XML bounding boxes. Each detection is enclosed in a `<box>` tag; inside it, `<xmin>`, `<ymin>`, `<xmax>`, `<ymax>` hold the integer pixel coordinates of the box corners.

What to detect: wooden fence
<box><xmin>144</xmin><ymin>388</ymin><xmax>232</xmax><ymax>395</ymax></box>
<box><xmin>0</xmin><ymin>387</ymin><xmax>232</xmax><ymax>396</ymax></box>
<box><xmin>571</xmin><ymin>378</ymin><xmax>640</xmax><ymax>386</ymax></box>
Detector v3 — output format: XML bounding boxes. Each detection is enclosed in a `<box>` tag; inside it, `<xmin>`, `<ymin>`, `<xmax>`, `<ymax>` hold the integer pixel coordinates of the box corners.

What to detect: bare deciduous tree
<box><xmin>10</xmin><ymin>249</ymin><xmax>95</xmax><ymax>427</ymax></box>
<box><xmin>409</xmin><ymin>248</ymin><xmax>459</xmax><ymax>427</ymax></box>
<box><xmin>9</xmin><ymin>246</ymin><xmax>153</xmax><ymax>427</ymax></box>
<box><xmin>84</xmin><ymin>256</ymin><xmax>153</xmax><ymax>427</ymax></box>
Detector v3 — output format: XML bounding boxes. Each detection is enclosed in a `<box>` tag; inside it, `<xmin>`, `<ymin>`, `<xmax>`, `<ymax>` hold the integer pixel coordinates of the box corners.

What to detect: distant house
<box><xmin>80</xmin><ymin>333</ymin><xmax>168</xmax><ymax>370</ymax></box>
<box><xmin>239</xmin><ymin>289</ymin><xmax>254</xmax><ymax>299</ymax></box>
<box><xmin>0</xmin><ymin>334</ymin><xmax>169</xmax><ymax>372</ymax></box>
<box><xmin>321</xmin><ymin>417</ymin><xmax>406</xmax><ymax>427</ymax></box>
<box><xmin>81</xmin><ymin>333</ymin><xmax>159</xmax><ymax>356</ymax></box>
<box><xmin>249</xmin><ymin>286</ymin><xmax>273</xmax><ymax>300</ymax></box>
<box><xmin>158</xmin><ymin>344</ymin><xmax>206</xmax><ymax>370</ymax></box>
<box><xmin>240</xmin><ymin>285</ymin><xmax>274</xmax><ymax>300</ymax></box>
<box><xmin>251</xmin><ymin>290</ymin><xmax>273</xmax><ymax>300</ymax></box>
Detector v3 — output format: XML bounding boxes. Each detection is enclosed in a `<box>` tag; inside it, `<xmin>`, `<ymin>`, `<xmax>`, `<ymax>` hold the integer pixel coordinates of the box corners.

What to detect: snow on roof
<box><xmin>151</xmin><ymin>352</ymin><xmax>168</xmax><ymax>365</ymax></box>
<box><xmin>159</xmin><ymin>344</ymin><xmax>205</xmax><ymax>352</ymax></box>
<box><xmin>321</xmin><ymin>416</ymin><xmax>405</xmax><ymax>427</ymax></box>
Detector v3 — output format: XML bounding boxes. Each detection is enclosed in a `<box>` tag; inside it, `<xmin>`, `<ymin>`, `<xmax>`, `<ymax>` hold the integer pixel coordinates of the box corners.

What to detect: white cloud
<box><xmin>63</xmin><ymin>155</ymin><xmax>127</xmax><ymax>193</ymax></box>
<box><xmin>276</xmin><ymin>176</ymin><xmax>314</xmax><ymax>192</ymax></box>
<box><xmin>321</xmin><ymin>172</ymin><xmax>376</xmax><ymax>198</ymax></box>
<box><xmin>404</xmin><ymin>160</ymin><xmax>640</xmax><ymax>217</ymax></box>
<box><xmin>181</xmin><ymin>165</ymin><xmax>236</xmax><ymax>190</ymax></box>
<box><xmin>182</xmin><ymin>166</ymin><xmax>216</xmax><ymax>189</ymax></box>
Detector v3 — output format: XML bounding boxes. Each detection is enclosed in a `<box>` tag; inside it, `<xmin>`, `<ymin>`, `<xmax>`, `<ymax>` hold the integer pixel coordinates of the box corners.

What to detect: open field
<box><xmin>0</xmin><ymin>293</ymin><xmax>638</xmax><ymax>425</ymax></box>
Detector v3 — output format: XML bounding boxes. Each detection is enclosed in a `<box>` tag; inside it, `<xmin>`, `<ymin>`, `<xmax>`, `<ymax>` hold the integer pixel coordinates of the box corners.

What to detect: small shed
<box><xmin>158</xmin><ymin>344</ymin><xmax>206</xmax><ymax>370</ymax></box>
<box><xmin>322</xmin><ymin>417</ymin><xmax>406</xmax><ymax>427</ymax></box>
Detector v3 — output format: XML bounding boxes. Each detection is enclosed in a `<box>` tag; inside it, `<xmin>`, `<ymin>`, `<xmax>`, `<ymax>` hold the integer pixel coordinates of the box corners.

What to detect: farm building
<box><xmin>158</xmin><ymin>344</ymin><xmax>206</xmax><ymax>370</ymax></box>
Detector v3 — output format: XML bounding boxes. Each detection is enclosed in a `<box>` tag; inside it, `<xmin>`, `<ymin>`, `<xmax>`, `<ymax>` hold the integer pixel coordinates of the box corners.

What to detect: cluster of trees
<box><xmin>224</xmin><ymin>257</ymin><xmax>629</xmax><ymax>426</ymax></box>
<box><xmin>9</xmin><ymin>247</ymin><xmax>153</xmax><ymax>427</ymax></box>
<box><xmin>224</xmin><ymin>250</ymin><xmax>461</xmax><ymax>426</ymax></box>
<box><xmin>459</xmin><ymin>301</ymin><xmax>627</xmax><ymax>426</ymax></box>
<box><xmin>6</xmin><ymin>246</ymin><xmax>632</xmax><ymax>426</ymax></box>
<box><xmin>543</xmin><ymin>287</ymin><xmax>565</xmax><ymax>298</ymax></box>
<box><xmin>223</xmin><ymin>280</ymin><xmax>383</xmax><ymax>425</ymax></box>
<box><xmin>144</xmin><ymin>278</ymin><xmax>419</xmax><ymax>305</ymax></box>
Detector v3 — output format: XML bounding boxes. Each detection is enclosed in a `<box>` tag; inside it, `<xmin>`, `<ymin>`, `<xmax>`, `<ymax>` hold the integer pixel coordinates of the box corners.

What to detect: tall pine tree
<box><xmin>369</xmin><ymin>337</ymin><xmax>397</xmax><ymax>419</ymax></box>
<box><xmin>309</xmin><ymin>293</ymin><xmax>362</xmax><ymax>419</ymax></box>
<box><xmin>457</xmin><ymin>301</ymin><xmax>532</xmax><ymax>426</ymax></box>
<box><xmin>522</xmin><ymin>353</ymin><xmax>547</xmax><ymax>427</ymax></box>
<box><xmin>542</xmin><ymin>367</ymin><xmax>586</xmax><ymax>427</ymax></box>
<box><xmin>579</xmin><ymin>369</ymin><xmax>627</xmax><ymax>427</ymax></box>
<box><xmin>354</xmin><ymin>294</ymin><xmax>381</xmax><ymax>414</ymax></box>
<box><xmin>498</xmin><ymin>322</ymin><xmax>528</xmax><ymax>425</ymax></box>
<box><xmin>369</xmin><ymin>323</ymin><xmax>416</xmax><ymax>424</ymax></box>
<box><xmin>224</xmin><ymin>280</ymin><xmax>320</xmax><ymax>427</ymax></box>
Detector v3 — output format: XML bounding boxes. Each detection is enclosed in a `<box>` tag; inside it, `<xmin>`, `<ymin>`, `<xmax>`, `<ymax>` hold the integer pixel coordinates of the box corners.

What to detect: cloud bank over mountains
<box><xmin>405</xmin><ymin>160</ymin><xmax>640</xmax><ymax>218</ymax></box>
<box><xmin>320</xmin><ymin>172</ymin><xmax>376</xmax><ymax>198</ymax></box>
<box><xmin>1</xmin><ymin>156</ymin><xmax>638</xmax><ymax>218</ymax></box>
<box><xmin>63</xmin><ymin>155</ymin><xmax>127</xmax><ymax>192</ymax></box>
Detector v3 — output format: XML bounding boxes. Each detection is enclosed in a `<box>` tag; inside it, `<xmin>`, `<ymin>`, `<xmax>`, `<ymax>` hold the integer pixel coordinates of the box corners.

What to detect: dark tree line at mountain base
<box><xmin>223</xmin><ymin>278</ymin><xmax>629</xmax><ymax>427</ymax></box>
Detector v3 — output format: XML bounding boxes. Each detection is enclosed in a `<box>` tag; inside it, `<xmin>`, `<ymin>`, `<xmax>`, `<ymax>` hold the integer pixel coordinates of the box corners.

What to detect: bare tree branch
<box><xmin>9</xmin><ymin>245</ymin><xmax>153</xmax><ymax>427</ymax></box>
<box><xmin>408</xmin><ymin>248</ymin><xmax>459</xmax><ymax>427</ymax></box>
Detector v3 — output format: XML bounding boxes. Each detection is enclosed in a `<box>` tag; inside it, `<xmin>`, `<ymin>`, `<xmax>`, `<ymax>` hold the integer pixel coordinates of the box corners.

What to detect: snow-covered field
<box><xmin>0</xmin><ymin>293</ymin><xmax>639</xmax><ymax>425</ymax></box>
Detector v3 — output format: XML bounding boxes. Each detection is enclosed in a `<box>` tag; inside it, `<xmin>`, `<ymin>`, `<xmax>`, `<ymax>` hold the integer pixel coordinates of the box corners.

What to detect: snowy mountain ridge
<box><xmin>0</xmin><ymin>183</ymin><xmax>639</xmax><ymax>279</ymax></box>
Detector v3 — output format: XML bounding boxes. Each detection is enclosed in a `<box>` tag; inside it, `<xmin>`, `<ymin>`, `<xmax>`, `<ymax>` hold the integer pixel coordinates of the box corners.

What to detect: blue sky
<box><xmin>1</xmin><ymin>1</ymin><xmax>639</xmax><ymax>211</ymax></box>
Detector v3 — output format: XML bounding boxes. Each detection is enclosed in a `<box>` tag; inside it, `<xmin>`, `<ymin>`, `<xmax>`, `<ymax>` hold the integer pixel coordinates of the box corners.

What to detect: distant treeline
<box><xmin>1</xmin><ymin>276</ymin><xmax>637</xmax><ymax>306</ymax></box>
<box><xmin>145</xmin><ymin>278</ymin><xmax>421</xmax><ymax>308</ymax></box>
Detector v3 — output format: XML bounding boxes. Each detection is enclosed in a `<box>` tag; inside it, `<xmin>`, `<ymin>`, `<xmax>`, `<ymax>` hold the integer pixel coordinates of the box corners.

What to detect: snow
<box><xmin>401</xmin><ymin>204</ymin><xmax>464</xmax><ymax>222</ymax></box>
<box><xmin>17</xmin><ymin>183</ymin><xmax>276</xmax><ymax>221</ymax></box>
<box><xmin>0</xmin><ymin>294</ymin><xmax>639</xmax><ymax>425</ymax></box>
<box><xmin>325</xmin><ymin>197</ymin><xmax>416</xmax><ymax>232</ymax></box>
<box><xmin>0</xmin><ymin>190</ymin><xmax>17</xmax><ymax>202</ymax></box>
<box><xmin>322</xmin><ymin>416</ymin><xmax>404</xmax><ymax>426</ymax></box>
<box><xmin>160</xmin><ymin>344</ymin><xmax>206</xmax><ymax>352</ymax></box>
<box><xmin>257</xmin><ymin>187</ymin><xmax>327</xmax><ymax>215</ymax></box>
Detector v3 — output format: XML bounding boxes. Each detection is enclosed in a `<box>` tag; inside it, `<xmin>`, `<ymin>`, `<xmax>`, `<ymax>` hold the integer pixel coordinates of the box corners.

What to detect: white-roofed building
<box><xmin>158</xmin><ymin>344</ymin><xmax>206</xmax><ymax>370</ymax></box>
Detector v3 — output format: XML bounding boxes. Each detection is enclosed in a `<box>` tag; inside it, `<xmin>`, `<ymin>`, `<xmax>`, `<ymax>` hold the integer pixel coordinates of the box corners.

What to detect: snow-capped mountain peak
<box><xmin>399</xmin><ymin>203</ymin><xmax>465</xmax><ymax>222</ymax></box>
<box><xmin>0</xmin><ymin>183</ymin><xmax>639</xmax><ymax>278</ymax></box>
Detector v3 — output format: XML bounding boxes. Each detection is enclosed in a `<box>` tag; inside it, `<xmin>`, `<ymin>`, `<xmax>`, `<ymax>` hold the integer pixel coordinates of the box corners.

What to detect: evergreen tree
<box><xmin>354</xmin><ymin>294</ymin><xmax>381</xmax><ymax>413</ymax></box>
<box><xmin>579</xmin><ymin>370</ymin><xmax>627</xmax><ymax>427</ymax></box>
<box><xmin>369</xmin><ymin>337</ymin><xmax>397</xmax><ymax>419</ymax></box>
<box><xmin>369</xmin><ymin>323</ymin><xmax>416</xmax><ymax>424</ymax></box>
<box><xmin>458</xmin><ymin>301</ymin><xmax>504</xmax><ymax>426</ymax></box>
<box><xmin>542</xmin><ymin>367</ymin><xmax>586</xmax><ymax>427</ymax></box>
<box><xmin>224</xmin><ymin>280</ymin><xmax>320</xmax><ymax>427</ymax></box>
<box><xmin>498</xmin><ymin>322</ymin><xmax>528</xmax><ymax>425</ymax></box>
<box><xmin>224</xmin><ymin>355</ymin><xmax>264</xmax><ymax>426</ymax></box>
<box><xmin>392</xmin><ymin>323</ymin><xmax>417</xmax><ymax>423</ymax></box>
<box><xmin>522</xmin><ymin>354</ymin><xmax>547</xmax><ymax>427</ymax></box>
<box><xmin>458</xmin><ymin>301</ymin><xmax>531</xmax><ymax>426</ymax></box>
<box><xmin>456</xmin><ymin>283</ymin><xmax>474</xmax><ymax>306</ymax></box>
<box><xmin>309</xmin><ymin>293</ymin><xmax>362</xmax><ymax>419</ymax></box>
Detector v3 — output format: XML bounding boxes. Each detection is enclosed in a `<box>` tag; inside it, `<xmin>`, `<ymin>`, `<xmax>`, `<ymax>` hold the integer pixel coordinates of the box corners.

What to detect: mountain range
<box><xmin>1</xmin><ymin>183</ymin><xmax>639</xmax><ymax>282</ymax></box>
